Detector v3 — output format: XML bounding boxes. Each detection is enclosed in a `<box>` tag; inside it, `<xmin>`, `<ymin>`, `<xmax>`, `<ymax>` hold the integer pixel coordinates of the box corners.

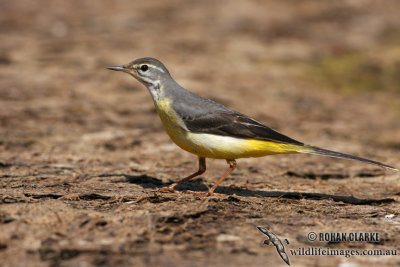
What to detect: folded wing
<box><xmin>182</xmin><ymin>110</ymin><xmax>304</xmax><ymax>146</ymax></box>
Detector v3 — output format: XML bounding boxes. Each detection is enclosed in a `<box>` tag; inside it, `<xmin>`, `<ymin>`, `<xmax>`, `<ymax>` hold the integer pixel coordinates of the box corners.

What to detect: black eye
<box><xmin>140</xmin><ymin>65</ymin><xmax>148</xmax><ymax>71</ymax></box>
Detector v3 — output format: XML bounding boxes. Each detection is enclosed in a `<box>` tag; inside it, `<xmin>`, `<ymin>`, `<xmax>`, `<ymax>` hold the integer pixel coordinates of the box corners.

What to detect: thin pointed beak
<box><xmin>106</xmin><ymin>65</ymin><xmax>126</xmax><ymax>71</ymax></box>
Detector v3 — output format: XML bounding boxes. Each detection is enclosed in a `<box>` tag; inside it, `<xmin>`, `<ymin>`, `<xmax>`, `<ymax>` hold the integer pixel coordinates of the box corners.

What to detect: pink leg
<box><xmin>159</xmin><ymin>157</ymin><xmax>206</xmax><ymax>193</ymax></box>
<box><xmin>208</xmin><ymin>159</ymin><xmax>237</xmax><ymax>194</ymax></box>
<box><xmin>184</xmin><ymin>159</ymin><xmax>237</xmax><ymax>197</ymax></box>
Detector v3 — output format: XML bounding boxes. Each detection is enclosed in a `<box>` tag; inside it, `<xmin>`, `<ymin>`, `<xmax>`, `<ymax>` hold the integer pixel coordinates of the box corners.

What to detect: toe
<box><xmin>159</xmin><ymin>186</ymin><xmax>177</xmax><ymax>193</ymax></box>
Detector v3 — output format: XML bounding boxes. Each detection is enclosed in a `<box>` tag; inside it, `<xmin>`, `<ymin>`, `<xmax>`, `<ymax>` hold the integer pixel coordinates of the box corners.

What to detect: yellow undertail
<box><xmin>155</xmin><ymin>98</ymin><xmax>312</xmax><ymax>159</ymax></box>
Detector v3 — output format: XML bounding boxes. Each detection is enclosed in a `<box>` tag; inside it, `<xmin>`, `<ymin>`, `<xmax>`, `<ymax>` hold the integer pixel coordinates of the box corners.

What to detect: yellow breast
<box><xmin>154</xmin><ymin>98</ymin><xmax>304</xmax><ymax>159</ymax></box>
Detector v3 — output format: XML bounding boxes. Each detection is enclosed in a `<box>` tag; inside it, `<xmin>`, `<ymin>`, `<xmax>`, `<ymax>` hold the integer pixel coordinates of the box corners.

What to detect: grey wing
<box><xmin>172</xmin><ymin>92</ymin><xmax>303</xmax><ymax>146</ymax></box>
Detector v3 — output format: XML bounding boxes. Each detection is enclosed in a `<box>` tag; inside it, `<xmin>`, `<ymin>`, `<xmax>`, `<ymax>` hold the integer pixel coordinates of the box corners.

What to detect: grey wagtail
<box><xmin>107</xmin><ymin>57</ymin><xmax>397</xmax><ymax>196</ymax></box>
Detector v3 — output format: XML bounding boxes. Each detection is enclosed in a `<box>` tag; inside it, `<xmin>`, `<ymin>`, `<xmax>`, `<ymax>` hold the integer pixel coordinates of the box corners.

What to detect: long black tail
<box><xmin>302</xmin><ymin>145</ymin><xmax>397</xmax><ymax>171</ymax></box>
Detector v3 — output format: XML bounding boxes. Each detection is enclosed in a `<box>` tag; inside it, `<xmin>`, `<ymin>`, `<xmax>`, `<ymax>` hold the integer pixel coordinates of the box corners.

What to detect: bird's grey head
<box><xmin>107</xmin><ymin>57</ymin><xmax>171</xmax><ymax>93</ymax></box>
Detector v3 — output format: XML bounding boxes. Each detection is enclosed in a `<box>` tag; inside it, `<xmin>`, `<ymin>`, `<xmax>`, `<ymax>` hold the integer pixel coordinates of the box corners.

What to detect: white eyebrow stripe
<box><xmin>150</xmin><ymin>65</ymin><xmax>166</xmax><ymax>73</ymax></box>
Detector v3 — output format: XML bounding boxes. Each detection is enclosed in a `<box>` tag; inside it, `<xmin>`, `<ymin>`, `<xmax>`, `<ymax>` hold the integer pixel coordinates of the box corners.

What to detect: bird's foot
<box><xmin>159</xmin><ymin>184</ymin><xmax>179</xmax><ymax>193</ymax></box>
<box><xmin>159</xmin><ymin>184</ymin><xmax>222</xmax><ymax>197</ymax></box>
<box><xmin>183</xmin><ymin>190</ymin><xmax>222</xmax><ymax>197</ymax></box>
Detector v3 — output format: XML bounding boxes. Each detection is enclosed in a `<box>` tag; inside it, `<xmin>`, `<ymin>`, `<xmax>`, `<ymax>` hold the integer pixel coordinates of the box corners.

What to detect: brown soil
<box><xmin>1</xmin><ymin>1</ymin><xmax>400</xmax><ymax>266</ymax></box>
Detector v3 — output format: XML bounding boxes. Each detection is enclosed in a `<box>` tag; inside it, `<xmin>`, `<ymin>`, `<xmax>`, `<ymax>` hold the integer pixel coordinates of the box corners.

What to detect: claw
<box><xmin>159</xmin><ymin>185</ymin><xmax>178</xmax><ymax>193</ymax></box>
<box><xmin>183</xmin><ymin>190</ymin><xmax>223</xmax><ymax>197</ymax></box>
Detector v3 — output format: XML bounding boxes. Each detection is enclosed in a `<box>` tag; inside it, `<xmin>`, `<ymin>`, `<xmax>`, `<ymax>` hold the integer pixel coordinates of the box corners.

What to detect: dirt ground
<box><xmin>1</xmin><ymin>1</ymin><xmax>400</xmax><ymax>266</ymax></box>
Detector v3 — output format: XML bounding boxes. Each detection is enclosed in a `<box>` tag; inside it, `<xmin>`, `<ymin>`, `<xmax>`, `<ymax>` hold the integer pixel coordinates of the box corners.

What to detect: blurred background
<box><xmin>1</xmin><ymin>1</ymin><xmax>400</xmax><ymax>267</ymax></box>
<box><xmin>1</xmin><ymin>0</ymin><xmax>400</xmax><ymax>154</ymax></box>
